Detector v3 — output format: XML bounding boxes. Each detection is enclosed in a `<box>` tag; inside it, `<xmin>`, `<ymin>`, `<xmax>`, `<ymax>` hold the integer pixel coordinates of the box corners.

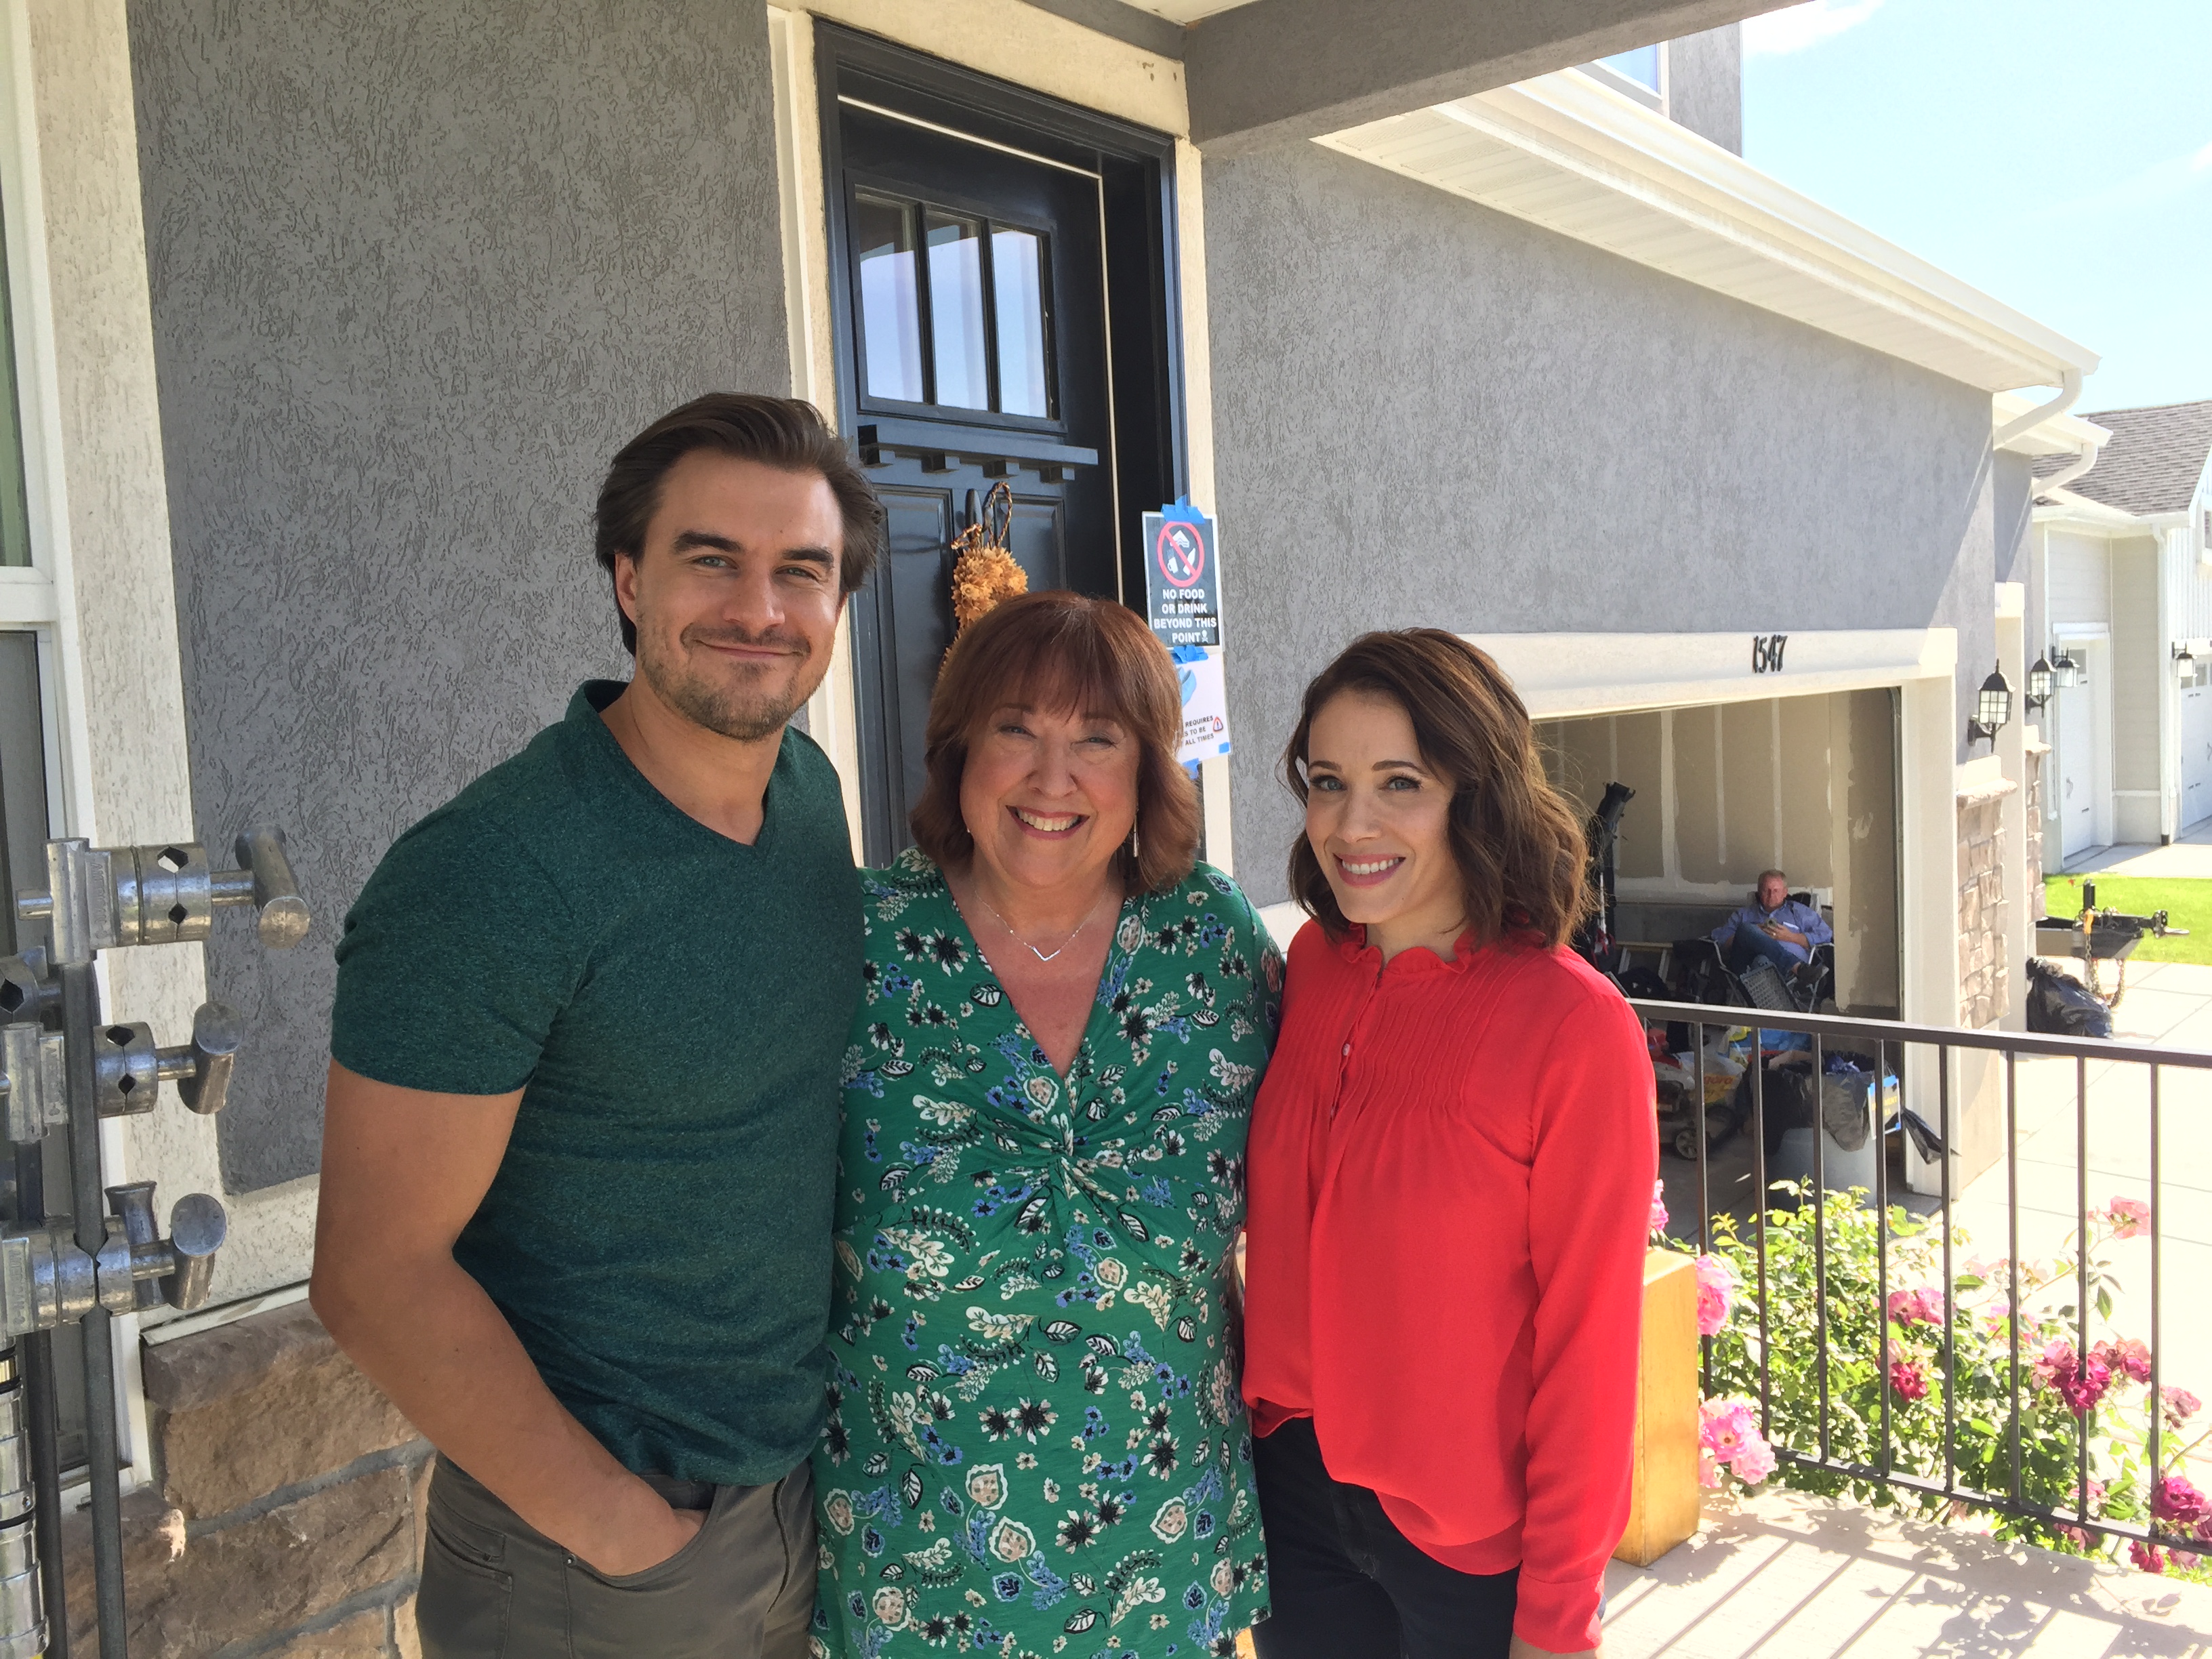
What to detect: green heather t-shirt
<box><xmin>329</xmin><ymin>680</ymin><xmax>863</xmax><ymax>1486</ymax></box>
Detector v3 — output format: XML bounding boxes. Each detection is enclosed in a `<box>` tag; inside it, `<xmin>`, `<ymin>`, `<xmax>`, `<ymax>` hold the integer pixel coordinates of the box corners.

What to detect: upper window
<box><xmin>851</xmin><ymin>188</ymin><xmax>1056</xmax><ymax>421</ymax></box>
<box><xmin>1598</xmin><ymin>45</ymin><xmax>1661</xmax><ymax>91</ymax></box>
<box><xmin>1580</xmin><ymin>43</ymin><xmax>1666</xmax><ymax>112</ymax></box>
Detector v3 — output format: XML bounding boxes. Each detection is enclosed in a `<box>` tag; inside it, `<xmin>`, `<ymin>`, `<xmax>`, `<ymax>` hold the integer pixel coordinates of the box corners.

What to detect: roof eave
<box><xmin>1315</xmin><ymin>69</ymin><xmax>2100</xmax><ymax>395</ymax></box>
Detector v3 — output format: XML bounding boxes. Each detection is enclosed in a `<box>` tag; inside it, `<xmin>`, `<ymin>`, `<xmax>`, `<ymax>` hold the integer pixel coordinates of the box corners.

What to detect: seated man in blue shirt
<box><xmin>1715</xmin><ymin>869</ymin><xmax>1833</xmax><ymax>979</ymax></box>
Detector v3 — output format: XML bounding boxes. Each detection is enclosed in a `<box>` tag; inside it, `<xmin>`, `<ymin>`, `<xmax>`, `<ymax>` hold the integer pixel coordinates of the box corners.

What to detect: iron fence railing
<box><xmin>1626</xmin><ymin>996</ymin><xmax>2211</xmax><ymax>1553</ymax></box>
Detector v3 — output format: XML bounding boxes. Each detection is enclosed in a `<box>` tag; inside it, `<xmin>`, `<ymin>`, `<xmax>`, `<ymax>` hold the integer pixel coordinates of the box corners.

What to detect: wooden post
<box><xmin>1614</xmin><ymin>1248</ymin><xmax>1702</xmax><ymax>1566</ymax></box>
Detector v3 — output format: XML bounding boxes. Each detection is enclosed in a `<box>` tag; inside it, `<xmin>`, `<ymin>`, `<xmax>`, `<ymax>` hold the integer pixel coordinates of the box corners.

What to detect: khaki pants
<box><xmin>415</xmin><ymin>1456</ymin><xmax>817</xmax><ymax>1659</ymax></box>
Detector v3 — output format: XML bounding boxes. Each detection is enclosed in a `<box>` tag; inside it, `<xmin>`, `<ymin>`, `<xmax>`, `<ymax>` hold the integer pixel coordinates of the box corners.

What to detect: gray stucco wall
<box><xmin>129</xmin><ymin>0</ymin><xmax>792</xmax><ymax>1190</ymax></box>
<box><xmin>1995</xmin><ymin>451</ymin><xmax>2041</xmax><ymax>681</ymax></box>
<box><xmin>1667</xmin><ymin>23</ymin><xmax>1742</xmax><ymax>155</ymax></box>
<box><xmin>1205</xmin><ymin>142</ymin><xmax>1996</xmax><ymax>902</ymax></box>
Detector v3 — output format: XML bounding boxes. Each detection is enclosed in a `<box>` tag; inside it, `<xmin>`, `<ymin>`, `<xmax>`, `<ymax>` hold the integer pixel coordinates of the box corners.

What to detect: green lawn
<box><xmin>2043</xmin><ymin>874</ymin><xmax>2212</xmax><ymax>966</ymax></box>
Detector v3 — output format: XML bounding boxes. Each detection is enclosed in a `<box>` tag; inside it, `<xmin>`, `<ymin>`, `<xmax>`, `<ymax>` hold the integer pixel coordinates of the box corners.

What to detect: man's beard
<box><xmin>637</xmin><ymin>621</ymin><xmax>817</xmax><ymax>743</ymax></box>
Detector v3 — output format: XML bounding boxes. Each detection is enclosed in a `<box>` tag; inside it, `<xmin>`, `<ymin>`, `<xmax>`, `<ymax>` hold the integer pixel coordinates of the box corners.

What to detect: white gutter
<box><xmin>2035</xmin><ymin>438</ymin><xmax>2100</xmax><ymax>499</ymax></box>
<box><xmin>1992</xmin><ymin>367</ymin><xmax>2082</xmax><ymax>451</ymax></box>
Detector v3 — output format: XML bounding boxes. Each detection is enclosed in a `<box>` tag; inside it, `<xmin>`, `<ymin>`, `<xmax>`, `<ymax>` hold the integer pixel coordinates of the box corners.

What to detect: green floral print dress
<box><xmin>811</xmin><ymin>850</ymin><xmax>1282</xmax><ymax>1659</ymax></box>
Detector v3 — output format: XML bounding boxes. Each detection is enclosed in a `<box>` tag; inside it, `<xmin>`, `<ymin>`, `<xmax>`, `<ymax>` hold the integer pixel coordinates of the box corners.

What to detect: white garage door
<box><xmin>2184</xmin><ymin>682</ymin><xmax>2212</xmax><ymax>831</ymax></box>
<box><xmin>2058</xmin><ymin>680</ymin><xmax>2096</xmax><ymax>859</ymax></box>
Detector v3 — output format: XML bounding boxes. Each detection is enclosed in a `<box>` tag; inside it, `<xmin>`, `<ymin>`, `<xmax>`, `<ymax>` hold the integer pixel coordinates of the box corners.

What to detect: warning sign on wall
<box><xmin>1143</xmin><ymin>501</ymin><xmax>1221</xmax><ymax>649</ymax></box>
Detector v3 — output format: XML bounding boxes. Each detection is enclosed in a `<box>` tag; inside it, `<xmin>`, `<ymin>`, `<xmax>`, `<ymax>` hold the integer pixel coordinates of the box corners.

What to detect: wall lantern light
<box><xmin>2049</xmin><ymin>648</ymin><xmax>2083</xmax><ymax>689</ymax></box>
<box><xmin>2025</xmin><ymin>655</ymin><xmax>2055</xmax><ymax>714</ymax></box>
<box><xmin>2177</xmin><ymin>644</ymin><xmax>2199</xmax><ymax>685</ymax></box>
<box><xmin>1968</xmin><ymin>663</ymin><xmax>2012</xmax><ymax>747</ymax></box>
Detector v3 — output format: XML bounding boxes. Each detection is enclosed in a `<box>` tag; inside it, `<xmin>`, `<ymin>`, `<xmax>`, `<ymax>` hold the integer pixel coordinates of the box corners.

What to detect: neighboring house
<box><xmin>0</xmin><ymin>0</ymin><xmax>2097</xmax><ymax>1648</ymax></box>
<box><xmin>2031</xmin><ymin>400</ymin><xmax>2212</xmax><ymax>861</ymax></box>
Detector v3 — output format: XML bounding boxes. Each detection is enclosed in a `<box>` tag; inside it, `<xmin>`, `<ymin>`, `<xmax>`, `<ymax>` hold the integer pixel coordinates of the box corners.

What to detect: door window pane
<box><xmin>855</xmin><ymin>194</ymin><xmax>923</xmax><ymax>404</ymax></box>
<box><xmin>925</xmin><ymin>212</ymin><xmax>989</xmax><ymax>411</ymax></box>
<box><xmin>991</xmin><ymin>228</ymin><xmax>1051</xmax><ymax>419</ymax></box>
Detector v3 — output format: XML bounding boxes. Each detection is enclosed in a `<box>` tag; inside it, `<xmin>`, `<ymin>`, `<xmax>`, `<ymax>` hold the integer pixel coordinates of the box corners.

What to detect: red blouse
<box><xmin>1242</xmin><ymin>920</ymin><xmax>1657</xmax><ymax>1655</ymax></box>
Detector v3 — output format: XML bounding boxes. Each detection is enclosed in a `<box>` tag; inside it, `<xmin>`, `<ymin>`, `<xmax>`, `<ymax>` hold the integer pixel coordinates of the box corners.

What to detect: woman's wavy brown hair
<box><xmin>1282</xmin><ymin>630</ymin><xmax>1591</xmax><ymax>948</ymax></box>
<box><xmin>911</xmin><ymin>590</ymin><xmax>1200</xmax><ymax>893</ymax></box>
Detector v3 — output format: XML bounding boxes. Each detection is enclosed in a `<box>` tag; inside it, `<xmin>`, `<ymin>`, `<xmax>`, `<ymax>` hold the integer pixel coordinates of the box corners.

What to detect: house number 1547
<box><xmin>1752</xmin><ymin>634</ymin><xmax>1788</xmax><ymax>673</ymax></box>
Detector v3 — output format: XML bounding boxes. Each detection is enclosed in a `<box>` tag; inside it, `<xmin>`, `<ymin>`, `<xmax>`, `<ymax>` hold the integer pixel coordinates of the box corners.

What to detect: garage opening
<box><xmin>1538</xmin><ymin>688</ymin><xmax>1902</xmax><ymax>1019</ymax></box>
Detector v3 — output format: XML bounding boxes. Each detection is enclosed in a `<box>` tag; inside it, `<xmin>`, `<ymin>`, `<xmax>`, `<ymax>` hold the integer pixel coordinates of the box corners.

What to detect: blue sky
<box><xmin>1742</xmin><ymin>0</ymin><xmax>2211</xmax><ymax>414</ymax></box>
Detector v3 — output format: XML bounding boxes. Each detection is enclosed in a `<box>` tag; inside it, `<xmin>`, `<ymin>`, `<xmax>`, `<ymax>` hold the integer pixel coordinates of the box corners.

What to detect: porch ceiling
<box><xmin>1180</xmin><ymin>0</ymin><xmax>1789</xmax><ymax>153</ymax></box>
<box><xmin>1316</xmin><ymin>71</ymin><xmax>2101</xmax><ymax>395</ymax></box>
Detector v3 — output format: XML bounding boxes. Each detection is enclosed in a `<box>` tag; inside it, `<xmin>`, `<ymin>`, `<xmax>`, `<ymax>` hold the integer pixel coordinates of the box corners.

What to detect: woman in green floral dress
<box><xmin>811</xmin><ymin>593</ymin><xmax>1279</xmax><ymax>1659</ymax></box>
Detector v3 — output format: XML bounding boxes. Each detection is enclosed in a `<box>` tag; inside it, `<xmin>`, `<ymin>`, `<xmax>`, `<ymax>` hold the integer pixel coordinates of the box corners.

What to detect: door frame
<box><xmin>811</xmin><ymin>21</ymin><xmax>1189</xmax><ymax>863</ymax></box>
<box><xmin>2051</xmin><ymin>628</ymin><xmax>2111</xmax><ymax>859</ymax></box>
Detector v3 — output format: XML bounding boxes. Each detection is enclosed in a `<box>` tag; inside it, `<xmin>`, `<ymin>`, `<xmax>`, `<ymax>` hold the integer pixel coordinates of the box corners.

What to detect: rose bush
<box><xmin>1665</xmin><ymin>1184</ymin><xmax>2209</xmax><ymax>1580</ymax></box>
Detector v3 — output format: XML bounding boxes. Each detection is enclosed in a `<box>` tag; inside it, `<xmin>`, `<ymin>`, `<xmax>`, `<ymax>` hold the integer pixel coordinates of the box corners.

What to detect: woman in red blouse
<box><xmin>1242</xmin><ymin>630</ymin><xmax>1656</xmax><ymax>1659</ymax></box>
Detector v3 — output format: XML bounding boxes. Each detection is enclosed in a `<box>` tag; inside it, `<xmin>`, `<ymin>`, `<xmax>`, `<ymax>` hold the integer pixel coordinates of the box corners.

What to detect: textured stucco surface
<box><xmin>129</xmin><ymin>0</ymin><xmax>792</xmax><ymax>1191</ymax></box>
<box><xmin>19</xmin><ymin>0</ymin><xmax>321</xmax><ymax>1308</ymax></box>
<box><xmin>1995</xmin><ymin>450</ymin><xmax>2039</xmax><ymax>669</ymax></box>
<box><xmin>1204</xmin><ymin>143</ymin><xmax>1998</xmax><ymax>902</ymax></box>
<box><xmin>1666</xmin><ymin>23</ymin><xmax>1742</xmax><ymax>155</ymax></box>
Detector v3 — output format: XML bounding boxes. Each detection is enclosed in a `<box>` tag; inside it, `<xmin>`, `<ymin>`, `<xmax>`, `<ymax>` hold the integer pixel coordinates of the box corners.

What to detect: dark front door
<box><xmin>819</xmin><ymin>28</ymin><xmax>1186</xmax><ymax>864</ymax></box>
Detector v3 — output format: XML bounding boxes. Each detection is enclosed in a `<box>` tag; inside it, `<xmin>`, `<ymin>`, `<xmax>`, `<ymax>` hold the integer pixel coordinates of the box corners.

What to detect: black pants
<box><xmin>1251</xmin><ymin>1418</ymin><xmax>1518</xmax><ymax>1659</ymax></box>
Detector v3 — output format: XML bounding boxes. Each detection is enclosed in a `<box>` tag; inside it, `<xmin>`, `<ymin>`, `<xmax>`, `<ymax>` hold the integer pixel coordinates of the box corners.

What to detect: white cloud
<box><xmin>1743</xmin><ymin>0</ymin><xmax>1886</xmax><ymax>58</ymax></box>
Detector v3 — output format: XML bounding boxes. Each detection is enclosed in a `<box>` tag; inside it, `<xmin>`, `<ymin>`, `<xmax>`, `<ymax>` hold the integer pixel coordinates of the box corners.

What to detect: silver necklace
<box><xmin>969</xmin><ymin>886</ymin><xmax>1115</xmax><ymax>964</ymax></box>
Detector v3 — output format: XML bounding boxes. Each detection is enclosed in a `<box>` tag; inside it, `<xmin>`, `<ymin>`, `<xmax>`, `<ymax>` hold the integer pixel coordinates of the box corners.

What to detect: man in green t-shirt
<box><xmin>313</xmin><ymin>394</ymin><xmax>882</xmax><ymax>1659</ymax></box>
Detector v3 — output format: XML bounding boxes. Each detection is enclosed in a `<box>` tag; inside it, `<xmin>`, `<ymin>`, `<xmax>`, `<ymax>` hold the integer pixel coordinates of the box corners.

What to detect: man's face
<box><xmin>1758</xmin><ymin>876</ymin><xmax>1789</xmax><ymax>912</ymax></box>
<box><xmin>615</xmin><ymin>451</ymin><xmax>847</xmax><ymax>743</ymax></box>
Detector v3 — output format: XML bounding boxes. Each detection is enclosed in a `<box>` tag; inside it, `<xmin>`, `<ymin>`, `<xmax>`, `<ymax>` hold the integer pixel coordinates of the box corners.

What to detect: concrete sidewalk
<box><xmin>1950</xmin><ymin>960</ymin><xmax>2212</xmax><ymax>1460</ymax></box>
<box><xmin>2062</xmin><ymin>822</ymin><xmax>2212</xmax><ymax>880</ymax></box>
<box><xmin>1602</xmin><ymin>1490</ymin><xmax>2212</xmax><ymax>1658</ymax></box>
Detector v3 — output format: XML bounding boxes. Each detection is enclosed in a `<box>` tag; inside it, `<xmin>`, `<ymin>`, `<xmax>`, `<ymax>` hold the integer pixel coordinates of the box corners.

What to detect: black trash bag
<box><xmin>2025</xmin><ymin>958</ymin><xmax>2113</xmax><ymax>1040</ymax></box>
<box><xmin>1744</xmin><ymin>1059</ymin><xmax>1875</xmax><ymax>1155</ymax></box>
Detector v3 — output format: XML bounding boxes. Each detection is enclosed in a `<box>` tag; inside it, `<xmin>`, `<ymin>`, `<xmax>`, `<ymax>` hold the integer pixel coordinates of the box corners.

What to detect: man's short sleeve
<box><xmin>331</xmin><ymin>809</ymin><xmax>583</xmax><ymax>1096</ymax></box>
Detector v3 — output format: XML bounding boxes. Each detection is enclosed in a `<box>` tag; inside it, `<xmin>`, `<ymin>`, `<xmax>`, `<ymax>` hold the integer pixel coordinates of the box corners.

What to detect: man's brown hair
<box><xmin>1282</xmin><ymin>629</ymin><xmax>1593</xmax><ymax>948</ymax></box>
<box><xmin>910</xmin><ymin>591</ymin><xmax>1200</xmax><ymax>893</ymax></box>
<box><xmin>593</xmin><ymin>393</ymin><xmax>884</xmax><ymax>655</ymax></box>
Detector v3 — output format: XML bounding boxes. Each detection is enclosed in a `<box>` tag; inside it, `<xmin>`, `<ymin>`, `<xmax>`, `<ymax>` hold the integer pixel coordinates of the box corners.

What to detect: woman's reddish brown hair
<box><xmin>912</xmin><ymin>590</ymin><xmax>1200</xmax><ymax>893</ymax></box>
<box><xmin>1282</xmin><ymin>629</ymin><xmax>1593</xmax><ymax>948</ymax></box>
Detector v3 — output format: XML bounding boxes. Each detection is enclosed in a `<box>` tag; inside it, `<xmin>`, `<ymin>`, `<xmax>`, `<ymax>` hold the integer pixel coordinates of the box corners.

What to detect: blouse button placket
<box><xmin>1328</xmin><ymin>961</ymin><xmax>1388</xmax><ymax>1123</ymax></box>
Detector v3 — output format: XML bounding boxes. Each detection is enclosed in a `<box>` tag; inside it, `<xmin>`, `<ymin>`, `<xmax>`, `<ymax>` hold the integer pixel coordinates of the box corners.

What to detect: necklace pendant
<box><xmin>1031</xmin><ymin>945</ymin><xmax>1061</xmax><ymax>962</ymax></box>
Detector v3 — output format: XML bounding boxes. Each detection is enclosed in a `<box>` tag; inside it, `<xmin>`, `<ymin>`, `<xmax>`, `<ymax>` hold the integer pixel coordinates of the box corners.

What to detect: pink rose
<box><xmin>2163</xmin><ymin>1389</ymin><xmax>2202</xmax><ymax>1429</ymax></box>
<box><xmin>2107</xmin><ymin>1198</ymin><xmax>2150</xmax><ymax>1240</ymax></box>
<box><xmin>1886</xmin><ymin>1287</ymin><xmax>1944</xmax><ymax>1328</ymax></box>
<box><xmin>2129</xmin><ymin>1540</ymin><xmax>2167</xmax><ymax>1574</ymax></box>
<box><xmin>2060</xmin><ymin>1355</ymin><xmax>2112</xmax><ymax>1415</ymax></box>
<box><xmin>1729</xmin><ymin>1434</ymin><xmax>1777</xmax><ymax>1486</ymax></box>
<box><xmin>1700</xmin><ymin>1397</ymin><xmax>1757</xmax><ymax>1461</ymax></box>
<box><xmin>2173</xmin><ymin>1551</ymin><xmax>2201</xmax><ymax>1572</ymax></box>
<box><xmin>2091</xmin><ymin>1338</ymin><xmax>2152</xmax><ymax>1385</ymax></box>
<box><xmin>1888</xmin><ymin>1354</ymin><xmax>1929</xmax><ymax>1404</ymax></box>
<box><xmin>2153</xmin><ymin>1475</ymin><xmax>2209</xmax><ymax>1526</ymax></box>
<box><xmin>1649</xmin><ymin>1180</ymin><xmax>1669</xmax><ymax>1234</ymax></box>
<box><xmin>2199</xmin><ymin>1515</ymin><xmax>2212</xmax><ymax>1544</ymax></box>
<box><xmin>2032</xmin><ymin>1340</ymin><xmax>2110</xmax><ymax>1416</ymax></box>
<box><xmin>1698</xmin><ymin>1450</ymin><xmax>1726</xmax><ymax>1490</ymax></box>
<box><xmin>1694</xmin><ymin>1255</ymin><xmax>1736</xmax><ymax>1337</ymax></box>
